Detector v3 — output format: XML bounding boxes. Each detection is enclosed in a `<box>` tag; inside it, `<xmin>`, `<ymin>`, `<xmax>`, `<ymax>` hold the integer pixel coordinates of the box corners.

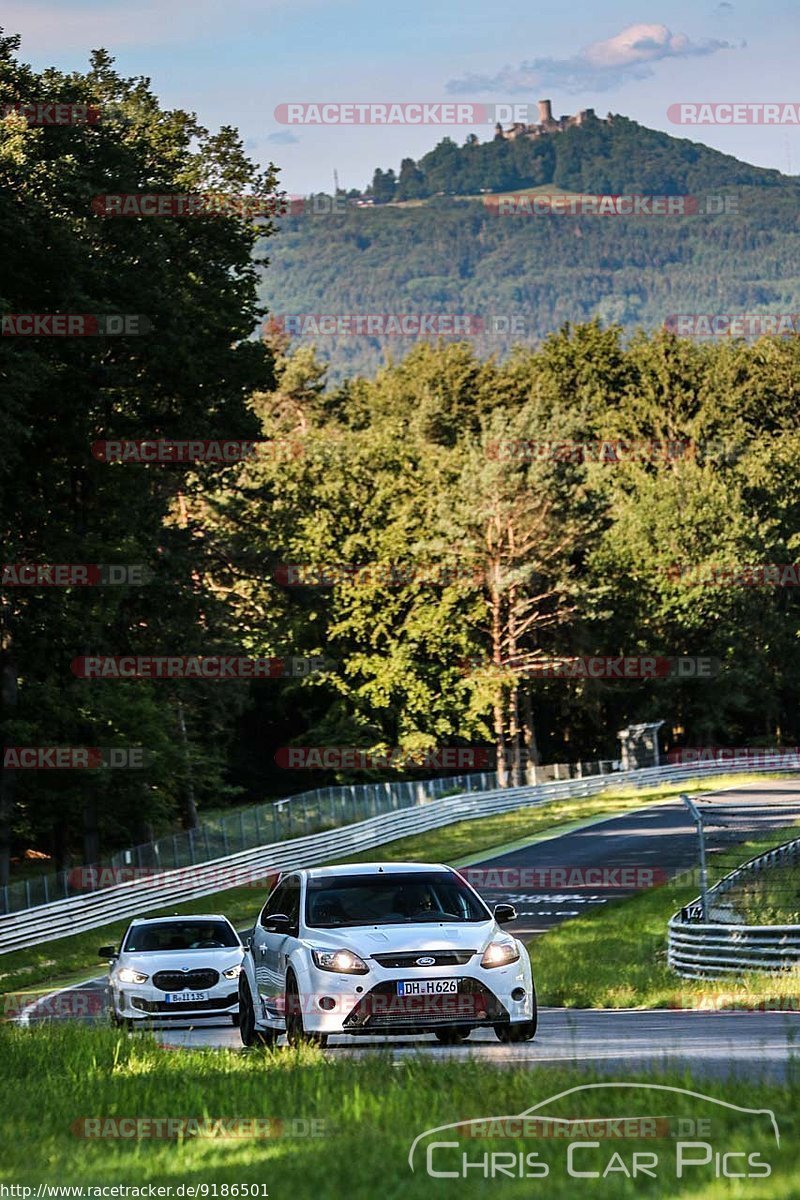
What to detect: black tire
<box><xmin>110</xmin><ymin>1009</ymin><xmax>123</xmax><ymax>1028</ymax></box>
<box><xmin>434</xmin><ymin>1028</ymin><xmax>472</xmax><ymax>1044</ymax></box>
<box><xmin>494</xmin><ymin>1021</ymin><xmax>536</xmax><ymax>1043</ymax></box>
<box><xmin>285</xmin><ymin>973</ymin><xmax>328</xmax><ymax>1048</ymax></box>
<box><xmin>239</xmin><ymin>978</ymin><xmax>277</xmax><ymax>1048</ymax></box>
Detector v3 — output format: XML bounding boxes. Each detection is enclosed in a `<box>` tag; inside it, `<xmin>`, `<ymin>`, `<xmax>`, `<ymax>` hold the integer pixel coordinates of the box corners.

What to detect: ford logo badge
<box><xmin>416</xmin><ymin>956</ymin><xmax>436</xmax><ymax>966</ymax></box>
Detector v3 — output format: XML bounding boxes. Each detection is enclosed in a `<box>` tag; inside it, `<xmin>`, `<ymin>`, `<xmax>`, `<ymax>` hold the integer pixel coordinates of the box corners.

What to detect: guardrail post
<box><xmin>680</xmin><ymin>792</ymin><xmax>710</xmax><ymax>921</ymax></box>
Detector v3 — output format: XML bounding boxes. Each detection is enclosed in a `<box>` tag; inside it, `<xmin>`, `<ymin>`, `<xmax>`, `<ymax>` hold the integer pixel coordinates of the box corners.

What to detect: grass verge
<box><xmin>534</xmin><ymin>824</ymin><xmax>800</xmax><ymax>1010</ymax></box>
<box><xmin>0</xmin><ymin>773</ymin><xmax>779</xmax><ymax>1001</ymax></box>
<box><xmin>0</xmin><ymin>1023</ymin><xmax>796</xmax><ymax>1198</ymax></box>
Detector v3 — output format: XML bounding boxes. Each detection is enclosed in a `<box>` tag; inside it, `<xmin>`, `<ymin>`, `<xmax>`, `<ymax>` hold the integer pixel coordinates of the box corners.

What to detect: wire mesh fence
<box><xmin>1</xmin><ymin>758</ymin><xmax>620</xmax><ymax>915</ymax></box>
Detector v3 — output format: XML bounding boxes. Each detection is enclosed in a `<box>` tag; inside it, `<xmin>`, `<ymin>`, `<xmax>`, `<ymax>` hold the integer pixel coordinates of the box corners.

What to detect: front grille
<box><xmin>343</xmin><ymin>978</ymin><xmax>506</xmax><ymax>1030</ymax></box>
<box><xmin>371</xmin><ymin>951</ymin><xmax>475</xmax><ymax>969</ymax></box>
<box><xmin>132</xmin><ymin>991</ymin><xmax>237</xmax><ymax>1014</ymax></box>
<box><xmin>151</xmin><ymin>969</ymin><xmax>220</xmax><ymax>992</ymax></box>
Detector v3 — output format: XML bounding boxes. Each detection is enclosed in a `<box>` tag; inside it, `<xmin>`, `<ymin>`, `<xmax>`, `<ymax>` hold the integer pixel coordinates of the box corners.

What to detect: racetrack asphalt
<box><xmin>15</xmin><ymin>779</ymin><xmax>800</xmax><ymax>1079</ymax></box>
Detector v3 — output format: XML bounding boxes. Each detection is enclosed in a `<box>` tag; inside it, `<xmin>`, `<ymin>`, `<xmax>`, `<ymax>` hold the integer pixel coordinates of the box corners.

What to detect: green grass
<box><xmin>534</xmin><ymin>825</ymin><xmax>800</xmax><ymax>1010</ymax></box>
<box><xmin>0</xmin><ymin>774</ymin><xmax>778</xmax><ymax>1003</ymax></box>
<box><xmin>0</xmin><ymin>1023</ymin><xmax>797</xmax><ymax>1198</ymax></box>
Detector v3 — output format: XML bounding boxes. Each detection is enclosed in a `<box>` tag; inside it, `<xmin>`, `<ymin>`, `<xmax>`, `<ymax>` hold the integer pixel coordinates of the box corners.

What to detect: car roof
<box><xmin>302</xmin><ymin>862</ymin><xmax>453</xmax><ymax>880</ymax></box>
<box><xmin>129</xmin><ymin>914</ymin><xmax>232</xmax><ymax>925</ymax></box>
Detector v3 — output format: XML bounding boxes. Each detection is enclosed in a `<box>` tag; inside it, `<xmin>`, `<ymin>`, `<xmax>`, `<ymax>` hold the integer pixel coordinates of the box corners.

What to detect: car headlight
<box><xmin>312</xmin><ymin>949</ymin><xmax>369</xmax><ymax>975</ymax></box>
<box><xmin>117</xmin><ymin>967</ymin><xmax>149</xmax><ymax>984</ymax></box>
<box><xmin>222</xmin><ymin>964</ymin><xmax>242</xmax><ymax>979</ymax></box>
<box><xmin>481</xmin><ymin>941</ymin><xmax>520</xmax><ymax>969</ymax></box>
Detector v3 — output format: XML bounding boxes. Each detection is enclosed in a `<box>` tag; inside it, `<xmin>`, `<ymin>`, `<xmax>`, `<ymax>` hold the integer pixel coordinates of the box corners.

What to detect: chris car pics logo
<box><xmin>408</xmin><ymin>1083</ymin><xmax>778</xmax><ymax>1181</ymax></box>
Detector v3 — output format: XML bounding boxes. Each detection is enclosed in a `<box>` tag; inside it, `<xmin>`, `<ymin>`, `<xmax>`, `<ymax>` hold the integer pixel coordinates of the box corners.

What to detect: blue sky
<box><xmin>4</xmin><ymin>0</ymin><xmax>800</xmax><ymax>192</ymax></box>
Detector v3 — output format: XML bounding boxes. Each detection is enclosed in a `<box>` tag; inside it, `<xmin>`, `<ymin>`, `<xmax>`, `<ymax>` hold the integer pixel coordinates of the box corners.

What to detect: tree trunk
<box><xmin>0</xmin><ymin>641</ymin><xmax>17</xmax><ymax>889</ymax></box>
<box><xmin>508</xmin><ymin>680</ymin><xmax>522</xmax><ymax>788</ymax></box>
<box><xmin>521</xmin><ymin>688</ymin><xmax>540</xmax><ymax>782</ymax></box>
<box><xmin>177</xmin><ymin>699</ymin><xmax>199</xmax><ymax>829</ymax></box>
<box><xmin>493</xmin><ymin>698</ymin><xmax>508</xmax><ymax>788</ymax></box>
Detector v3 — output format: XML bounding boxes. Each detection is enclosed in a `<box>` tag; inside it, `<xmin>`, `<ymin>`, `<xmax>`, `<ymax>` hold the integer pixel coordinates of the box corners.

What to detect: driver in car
<box><xmin>396</xmin><ymin>884</ymin><xmax>437</xmax><ymax>918</ymax></box>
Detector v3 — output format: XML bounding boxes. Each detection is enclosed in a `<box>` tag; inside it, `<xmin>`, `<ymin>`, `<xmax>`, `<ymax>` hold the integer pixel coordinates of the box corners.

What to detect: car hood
<box><xmin>305</xmin><ymin>921</ymin><xmax>499</xmax><ymax>956</ymax></box>
<box><xmin>118</xmin><ymin>948</ymin><xmax>243</xmax><ymax>973</ymax></box>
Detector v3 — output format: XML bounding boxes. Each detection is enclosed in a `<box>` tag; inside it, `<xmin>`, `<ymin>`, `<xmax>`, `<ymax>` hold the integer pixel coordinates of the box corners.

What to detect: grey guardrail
<box><xmin>669</xmin><ymin>834</ymin><xmax>800</xmax><ymax>978</ymax></box>
<box><xmin>1</xmin><ymin>757</ymin><xmax>795</xmax><ymax>956</ymax></box>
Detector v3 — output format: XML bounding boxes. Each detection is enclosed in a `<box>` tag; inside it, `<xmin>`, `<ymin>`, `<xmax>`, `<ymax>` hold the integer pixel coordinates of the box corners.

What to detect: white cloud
<box><xmin>584</xmin><ymin>24</ymin><xmax>694</xmax><ymax>68</ymax></box>
<box><xmin>447</xmin><ymin>23</ymin><xmax>733</xmax><ymax>95</ymax></box>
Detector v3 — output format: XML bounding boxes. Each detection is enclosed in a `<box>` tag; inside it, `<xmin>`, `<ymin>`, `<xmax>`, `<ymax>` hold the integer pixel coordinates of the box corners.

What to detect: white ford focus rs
<box><xmin>100</xmin><ymin>914</ymin><xmax>244</xmax><ymax>1027</ymax></box>
<box><xmin>238</xmin><ymin>862</ymin><xmax>537</xmax><ymax>1047</ymax></box>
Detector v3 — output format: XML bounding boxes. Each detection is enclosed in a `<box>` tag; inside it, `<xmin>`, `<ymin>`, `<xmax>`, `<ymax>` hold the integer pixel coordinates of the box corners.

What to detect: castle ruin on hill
<box><xmin>494</xmin><ymin>98</ymin><xmax>609</xmax><ymax>141</ymax></box>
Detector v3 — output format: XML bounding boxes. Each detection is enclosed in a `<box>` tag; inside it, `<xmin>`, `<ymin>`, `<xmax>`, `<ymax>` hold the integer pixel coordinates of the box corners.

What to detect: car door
<box><xmin>252</xmin><ymin>880</ymin><xmax>288</xmax><ymax>1005</ymax></box>
<box><xmin>256</xmin><ymin>876</ymin><xmax>301</xmax><ymax>1015</ymax></box>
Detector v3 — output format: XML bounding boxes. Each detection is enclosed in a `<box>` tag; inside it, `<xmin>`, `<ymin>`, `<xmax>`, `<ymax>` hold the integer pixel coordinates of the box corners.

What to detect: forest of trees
<box><xmin>3</xmin><ymin>32</ymin><xmax>800</xmax><ymax>878</ymax></box>
<box><xmin>262</xmin><ymin>183</ymin><xmax>800</xmax><ymax>381</ymax></box>
<box><xmin>369</xmin><ymin>114</ymin><xmax>790</xmax><ymax>202</ymax></box>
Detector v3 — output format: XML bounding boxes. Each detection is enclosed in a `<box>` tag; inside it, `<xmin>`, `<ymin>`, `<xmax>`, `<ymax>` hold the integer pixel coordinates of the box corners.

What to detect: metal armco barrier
<box><xmin>1</xmin><ymin>756</ymin><xmax>796</xmax><ymax>955</ymax></box>
<box><xmin>0</xmin><ymin>759</ymin><xmax>618</xmax><ymax>915</ymax></box>
<box><xmin>669</xmin><ymin>834</ymin><xmax>800</xmax><ymax>978</ymax></box>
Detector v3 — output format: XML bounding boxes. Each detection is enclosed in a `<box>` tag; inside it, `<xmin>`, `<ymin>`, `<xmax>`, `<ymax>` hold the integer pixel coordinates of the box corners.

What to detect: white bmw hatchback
<box><xmin>238</xmin><ymin>862</ymin><xmax>537</xmax><ymax>1047</ymax></box>
<box><xmin>100</xmin><ymin>914</ymin><xmax>244</xmax><ymax>1028</ymax></box>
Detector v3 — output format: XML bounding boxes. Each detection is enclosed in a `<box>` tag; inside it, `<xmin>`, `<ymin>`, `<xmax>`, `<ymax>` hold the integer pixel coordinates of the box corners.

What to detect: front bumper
<box><xmin>111</xmin><ymin>983</ymin><xmax>239</xmax><ymax>1022</ymax></box>
<box><xmin>268</xmin><ymin>953</ymin><xmax>534</xmax><ymax>1035</ymax></box>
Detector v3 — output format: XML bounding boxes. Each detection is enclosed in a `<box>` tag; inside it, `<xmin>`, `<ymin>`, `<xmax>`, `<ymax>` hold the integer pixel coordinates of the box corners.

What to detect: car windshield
<box><xmin>305</xmin><ymin>871</ymin><xmax>489</xmax><ymax>927</ymax></box>
<box><xmin>123</xmin><ymin>921</ymin><xmax>239</xmax><ymax>952</ymax></box>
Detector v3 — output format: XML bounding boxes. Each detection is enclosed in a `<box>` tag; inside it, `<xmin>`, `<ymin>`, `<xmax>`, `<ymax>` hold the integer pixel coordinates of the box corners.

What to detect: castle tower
<box><xmin>537</xmin><ymin>99</ymin><xmax>553</xmax><ymax>125</ymax></box>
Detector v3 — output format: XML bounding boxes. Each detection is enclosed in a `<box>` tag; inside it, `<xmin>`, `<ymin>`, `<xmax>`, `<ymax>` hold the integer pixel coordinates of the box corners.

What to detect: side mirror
<box><xmin>493</xmin><ymin>903</ymin><xmax>517</xmax><ymax>925</ymax></box>
<box><xmin>262</xmin><ymin>912</ymin><xmax>291</xmax><ymax>933</ymax></box>
<box><xmin>98</xmin><ymin>945</ymin><xmax>117</xmax><ymax>958</ymax></box>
